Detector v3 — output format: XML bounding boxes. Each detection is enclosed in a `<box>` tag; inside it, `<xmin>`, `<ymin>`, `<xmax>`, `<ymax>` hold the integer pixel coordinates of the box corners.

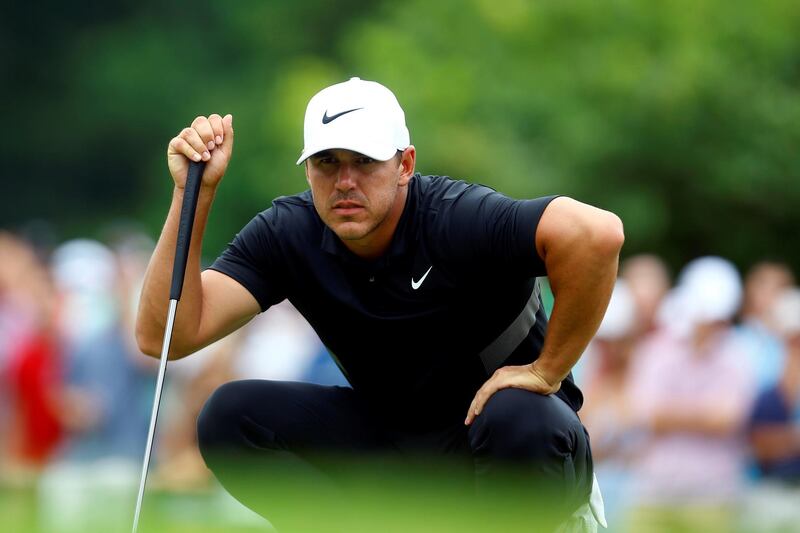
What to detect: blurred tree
<box><xmin>2</xmin><ymin>0</ymin><xmax>799</xmax><ymax>273</ymax></box>
<box><xmin>343</xmin><ymin>0</ymin><xmax>800</xmax><ymax>270</ymax></box>
<box><xmin>1</xmin><ymin>0</ymin><xmax>378</xmax><ymax>255</ymax></box>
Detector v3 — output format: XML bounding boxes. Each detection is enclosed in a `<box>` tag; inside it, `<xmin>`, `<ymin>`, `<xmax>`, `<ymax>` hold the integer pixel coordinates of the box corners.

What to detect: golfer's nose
<box><xmin>334</xmin><ymin>164</ymin><xmax>356</xmax><ymax>191</ymax></box>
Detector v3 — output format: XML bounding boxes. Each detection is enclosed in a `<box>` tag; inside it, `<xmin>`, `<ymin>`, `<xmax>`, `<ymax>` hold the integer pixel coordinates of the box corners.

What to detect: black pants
<box><xmin>197</xmin><ymin>380</ymin><xmax>592</xmax><ymax>532</ymax></box>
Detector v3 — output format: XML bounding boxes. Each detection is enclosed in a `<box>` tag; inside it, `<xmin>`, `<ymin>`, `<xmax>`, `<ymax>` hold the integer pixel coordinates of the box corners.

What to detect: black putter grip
<box><xmin>169</xmin><ymin>161</ymin><xmax>206</xmax><ymax>301</ymax></box>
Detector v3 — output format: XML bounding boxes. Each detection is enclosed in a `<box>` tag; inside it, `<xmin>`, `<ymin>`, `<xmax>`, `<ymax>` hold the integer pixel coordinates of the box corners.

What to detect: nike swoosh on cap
<box><xmin>322</xmin><ymin>107</ymin><xmax>363</xmax><ymax>124</ymax></box>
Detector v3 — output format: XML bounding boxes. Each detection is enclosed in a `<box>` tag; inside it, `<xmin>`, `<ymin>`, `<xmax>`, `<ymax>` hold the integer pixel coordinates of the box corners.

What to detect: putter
<box><xmin>132</xmin><ymin>160</ymin><xmax>206</xmax><ymax>533</ymax></box>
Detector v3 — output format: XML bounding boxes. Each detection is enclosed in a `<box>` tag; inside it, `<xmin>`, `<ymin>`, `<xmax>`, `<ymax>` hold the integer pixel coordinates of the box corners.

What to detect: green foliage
<box><xmin>3</xmin><ymin>0</ymin><xmax>799</xmax><ymax>271</ymax></box>
<box><xmin>346</xmin><ymin>0</ymin><xmax>800</xmax><ymax>269</ymax></box>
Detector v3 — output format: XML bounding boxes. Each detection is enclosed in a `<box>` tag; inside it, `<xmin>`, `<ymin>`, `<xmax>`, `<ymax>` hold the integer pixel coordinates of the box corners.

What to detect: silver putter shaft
<box><xmin>133</xmin><ymin>160</ymin><xmax>206</xmax><ymax>533</ymax></box>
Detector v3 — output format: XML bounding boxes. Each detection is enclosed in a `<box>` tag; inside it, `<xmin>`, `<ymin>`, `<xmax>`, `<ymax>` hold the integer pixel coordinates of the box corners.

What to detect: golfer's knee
<box><xmin>468</xmin><ymin>388</ymin><xmax>580</xmax><ymax>460</ymax></box>
<box><xmin>197</xmin><ymin>380</ymin><xmax>287</xmax><ymax>464</ymax></box>
<box><xmin>197</xmin><ymin>381</ymin><xmax>249</xmax><ymax>457</ymax></box>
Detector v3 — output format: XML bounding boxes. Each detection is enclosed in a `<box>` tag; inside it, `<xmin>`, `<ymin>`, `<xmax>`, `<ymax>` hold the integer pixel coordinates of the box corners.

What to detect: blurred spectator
<box><xmin>36</xmin><ymin>237</ymin><xmax>158</xmax><ymax>533</ymax></box>
<box><xmin>153</xmin><ymin>299</ymin><xmax>346</xmax><ymax>491</ymax></box>
<box><xmin>580</xmin><ymin>280</ymin><xmax>641</xmax><ymax>531</ymax></box>
<box><xmin>149</xmin><ymin>297</ymin><xmax>346</xmax><ymax>496</ymax></box>
<box><xmin>750</xmin><ymin>287</ymin><xmax>800</xmax><ymax>480</ymax></box>
<box><xmin>574</xmin><ymin>254</ymin><xmax>669</xmax><ymax>385</ymax></box>
<box><xmin>234</xmin><ymin>300</ymin><xmax>348</xmax><ymax>386</ymax></box>
<box><xmin>743</xmin><ymin>288</ymin><xmax>800</xmax><ymax>531</ymax></box>
<box><xmin>50</xmin><ymin>238</ymin><xmax>152</xmax><ymax>461</ymax></box>
<box><xmin>152</xmin><ymin>333</ymin><xmax>241</xmax><ymax>492</ymax></box>
<box><xmin>109</xmin><ymin>228</ymin><xmax>159</xmax><ymax>356</ymax></box>
<box><xmin>2</xmin><ymin>233</ymin><xmax>64</xmax><ymax>474</ymax></box>
<box><xmin>7</xmin><ymin>331</ymin><xmax>63</xmax><ymax>468</ymax></box>
<box><xmin>626</xmin><ymin>257</ymin><xmax>757</xmax><ymax>533</ymax></box>
<box><xmin>736</xmin><ymin>261</ymin><xmax>795</xmax><ymax>391</ymax></box>
<box><xmin>619</xmin><ymin>254</ymin><xmax>671</xmax><ymax>337</ymax></box>
<box><xmin>0</xmin><ymin>233</ymin><xmax>23</xmax><ymax>474</ymax></box>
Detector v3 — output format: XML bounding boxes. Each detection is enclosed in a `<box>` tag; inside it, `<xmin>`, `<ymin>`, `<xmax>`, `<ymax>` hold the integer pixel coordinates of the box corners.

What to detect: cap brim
<box><xmin>296</xmin><ymin>143</ymin><xmax>400</xmax><ymax>165</ymax></box>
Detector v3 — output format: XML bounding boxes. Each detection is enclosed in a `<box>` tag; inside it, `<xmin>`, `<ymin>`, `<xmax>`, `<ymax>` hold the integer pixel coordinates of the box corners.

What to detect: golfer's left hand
<box><xmin>464</xmin><ymin>362</ymin><xmax>561</xmax><ymax>425</ymax></box>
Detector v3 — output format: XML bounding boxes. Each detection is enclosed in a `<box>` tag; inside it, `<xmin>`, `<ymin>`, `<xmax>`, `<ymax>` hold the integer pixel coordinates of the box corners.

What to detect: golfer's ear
<box><xmin>305</xmin><ymin>160</ymin><xmax>311</xmax><ymax>185</ymax></box>
<box><xmin>399</xmin><ymin>145</ymin><xmax>416</xmax><ymax>185</ymax></box>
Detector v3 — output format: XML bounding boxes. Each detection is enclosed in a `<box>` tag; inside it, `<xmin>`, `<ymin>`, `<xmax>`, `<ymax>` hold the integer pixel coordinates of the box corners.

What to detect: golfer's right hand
<box><xmin>167</xmin><ymin>114</ymin><xmax>234</xmax><ymax>189</ymax></box>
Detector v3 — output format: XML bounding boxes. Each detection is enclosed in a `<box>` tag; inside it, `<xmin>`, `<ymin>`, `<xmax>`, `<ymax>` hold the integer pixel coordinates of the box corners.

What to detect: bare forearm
<box><xmin>651</xmin><ymin>410</ymin><xmax>742</xmax><ymax>436</ymax></box>
<box><xmin>751</xmin><ymin>426</ymin><xmax>800</xmax><ymax>461</ymax></box>
<box><xmin>135</xmin><ymin>185</ymin><xmax>216</xmax><ymax>358</ymax></box>
<box><xmin>535</xmin><ymin>205</ymin><xmax>624</xmax><ymax>383</ymax></box>
<box><xmin>465</xmin><ymin>202</ymin><xmax>623</xmax><ymax>425</ymax></box>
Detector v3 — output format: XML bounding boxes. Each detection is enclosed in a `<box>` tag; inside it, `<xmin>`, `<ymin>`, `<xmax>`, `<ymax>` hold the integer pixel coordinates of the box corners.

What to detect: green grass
<box><xmin>1</xmin><ymin>456</ymin><xmax>765</xmax><ymax>533</ymax></box>
<box><xmin>1</xmin><ymin>456</ymin><xmax>571</xmax><ymax>533</ymax></box>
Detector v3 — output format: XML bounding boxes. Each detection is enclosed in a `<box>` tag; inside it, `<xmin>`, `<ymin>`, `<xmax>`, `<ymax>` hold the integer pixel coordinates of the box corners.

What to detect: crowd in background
<box><xmin>577</xmin><ymin>255</ymin><xmax>800</xmax><ymax>532</ymax></box>
<box><xmin>0</xmin><ymin>229</ymin><xmax>347</xmax><ymax>531</ymax></box>
<box><xmin>1</xmin><ymin>229</ymin><xmax>799</xmax><ymax>532</ymax></box>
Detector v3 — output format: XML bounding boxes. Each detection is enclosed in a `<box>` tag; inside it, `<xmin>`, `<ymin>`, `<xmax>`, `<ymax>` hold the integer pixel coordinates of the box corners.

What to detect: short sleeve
<box><xmin>748</xmin><ymin>388</ymin><xmax>789</xmax><ymax>428</ymax></box>
<box><xmin>438</xmin><ymin>183</ymin><xmax>558</xmax><ymax>277</ymax></box>
<box><xmin>205</xmin><ymin>209</ymin><xmax>287</xmax><ymax>312</ymax></box>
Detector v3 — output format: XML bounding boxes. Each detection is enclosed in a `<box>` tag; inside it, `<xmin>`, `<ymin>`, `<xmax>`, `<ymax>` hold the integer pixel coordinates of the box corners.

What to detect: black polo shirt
<box><xmin>208</xmin><ymin>173</ymin><xmax>582</xmax><ymax>428</ymax></box>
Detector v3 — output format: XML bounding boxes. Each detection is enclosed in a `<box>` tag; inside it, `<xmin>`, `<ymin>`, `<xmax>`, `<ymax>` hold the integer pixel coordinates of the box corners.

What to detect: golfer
<box><xmin>136</xmin><ymin>77</ymin><xmax>622</xmax><ymax>531</ymax></box>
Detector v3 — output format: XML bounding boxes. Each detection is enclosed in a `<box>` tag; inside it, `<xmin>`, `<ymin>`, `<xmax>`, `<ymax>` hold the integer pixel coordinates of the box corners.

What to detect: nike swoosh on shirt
<box><xmin>411</xmin><ymin>266</ymin><xmax>433</xmax><ymax>290</ymax></box>
<box><xmin>322</xmin><ymin>107</ymin><xmax>363</xmax><ymax>124</ymax></box>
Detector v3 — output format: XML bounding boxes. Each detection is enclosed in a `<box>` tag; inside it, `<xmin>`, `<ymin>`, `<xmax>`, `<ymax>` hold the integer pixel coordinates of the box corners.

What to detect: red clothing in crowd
<box><xmin>9</xmin><ymin>331</ymin><xmax>63</xmax><ymax>464</ymax></box>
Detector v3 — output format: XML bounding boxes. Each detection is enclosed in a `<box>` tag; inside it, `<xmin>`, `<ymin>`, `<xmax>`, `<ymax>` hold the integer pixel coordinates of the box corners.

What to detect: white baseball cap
<box><xmin>596</xmin><ymin>280</ymin><xmax>636</xmax><ymax>340</ymax></box>
<box><xmin>296</xmin><ymin>77</ymin><xmax>410</xmax><ymax>165</ymax></box>
<box><xmin>655</xmin><ymin>256</ymin><xmax>743</xmax><ymax>337</ymax></box>
<box><xmin>679</xmin><ymin>256</ymin><xmax>742</xmax><ymax>324</ymax></box>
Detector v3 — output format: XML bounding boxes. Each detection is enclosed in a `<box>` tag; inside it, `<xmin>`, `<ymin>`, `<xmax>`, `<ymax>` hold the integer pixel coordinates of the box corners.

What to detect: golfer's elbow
<box><xmin>135</xmin><ymin>317</ymin><xmax>193</xmax><ymax>360</ymax></box>
<box><xmin>136</xmin><ymin>323</ymin><xmax>160</xmax><ymax>358</ymax></box>
<box><xmin>591</xmin><ymin>210</ymin><xmax>625</xmax><ymax>259</ymax></box>
<box><xmin>136</xmin><ymin>318</ymin><xmax>167</xmax><ymax>358</ymax></box>
<box><xmin>544</xmin><ymin>197</ymin><xmax>624</xmax><ymax>260</ymax></box>
<box><xmin>573</xmin><ymin>201</ymin><xmax>625</xmax><ymax>260</ymax></box>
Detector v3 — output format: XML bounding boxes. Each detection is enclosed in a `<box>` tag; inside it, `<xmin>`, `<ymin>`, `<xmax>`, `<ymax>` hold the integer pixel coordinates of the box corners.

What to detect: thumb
<box><xmin>221</xmin><ymin>114</ymin><xmax>234</xmax><ymax>152</ymax></box>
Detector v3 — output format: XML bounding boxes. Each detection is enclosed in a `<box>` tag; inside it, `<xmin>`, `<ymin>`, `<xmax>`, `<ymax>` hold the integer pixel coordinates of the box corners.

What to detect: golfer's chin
<box><xmin>328</xmin><ymin>219</ymin><xmax>373</xmax><ymax>241</ymax></box>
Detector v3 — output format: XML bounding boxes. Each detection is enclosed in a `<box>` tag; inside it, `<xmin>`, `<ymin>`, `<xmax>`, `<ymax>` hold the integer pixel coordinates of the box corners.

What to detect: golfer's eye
<box><xmin>315</xmin><ymin>156</ymin><xmax>338</xmax><ymax>166</ymax></box>
<box><xmin>356</xmin><ymin>156</ymin><xmax>375</xmax><ymax>165</ymax></box>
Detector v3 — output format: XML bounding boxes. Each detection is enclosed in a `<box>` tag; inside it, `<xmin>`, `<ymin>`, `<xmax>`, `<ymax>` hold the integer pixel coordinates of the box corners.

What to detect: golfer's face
<box><xmin>306</xmin><ymin>149</ymin><xmax>404</xmax><ymax>243</ymax></box>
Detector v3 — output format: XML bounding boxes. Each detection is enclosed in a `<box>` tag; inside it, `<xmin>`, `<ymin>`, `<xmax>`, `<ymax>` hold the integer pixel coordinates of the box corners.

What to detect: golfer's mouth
<box><xmin>332</xmin><ymin>201</ymin><xmax>365</xmax><ymax>215</ymax></box>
